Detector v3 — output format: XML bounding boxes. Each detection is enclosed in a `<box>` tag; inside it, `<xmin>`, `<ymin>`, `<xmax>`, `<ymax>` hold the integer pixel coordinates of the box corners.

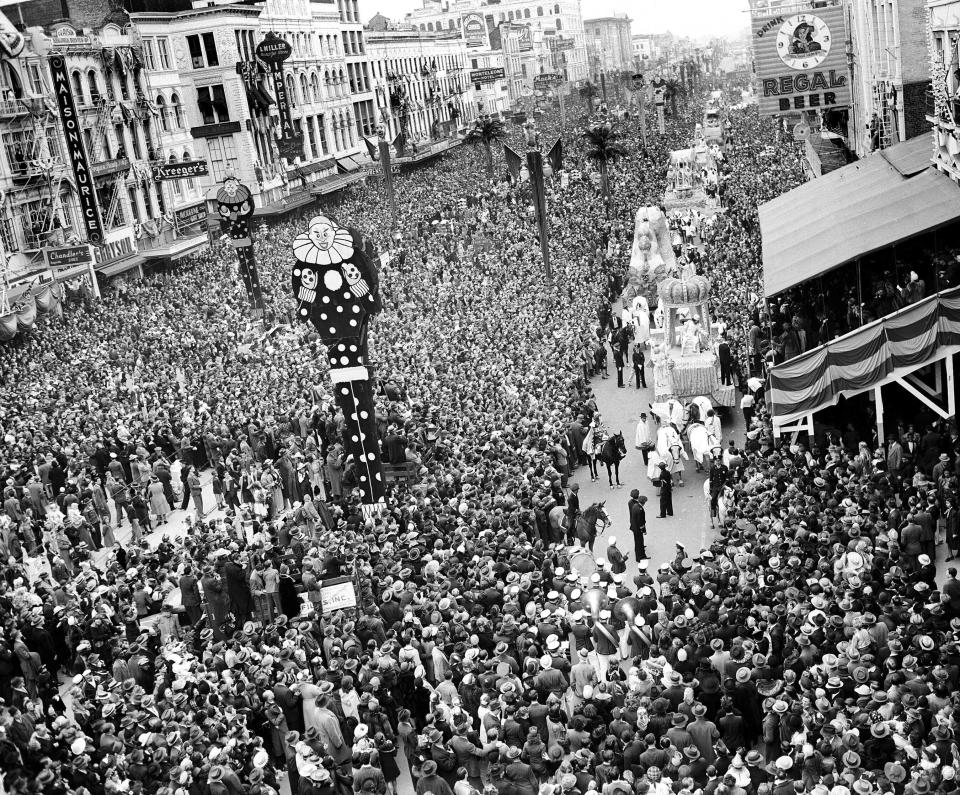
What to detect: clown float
<box><xmin>291</xmin><ymin>215</ymin><xmax>387</xmax><ymax>515</ymax></box>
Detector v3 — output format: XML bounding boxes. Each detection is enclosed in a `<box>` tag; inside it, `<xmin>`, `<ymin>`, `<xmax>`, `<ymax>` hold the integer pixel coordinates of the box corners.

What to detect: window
<box><xmin>119</xmin><ymin>72</ymin><xmax>130</xmax><ymax>101</ymax></box>
<box><xmin>156</xmin><ymin>37</ymin><xmax>171</xmax><ymax>70</ymax></box>
<box><xmin>524</xmin><ymin>8</ymin><xmax>531</xmax><ymax>17</ymax></box>
<box><xmin>311</xmin><ymin>73</ymin><xmax>321</xmax><ymax>103</ymax></box>
<box><xmin>556</xmin><ymin>19</ymin><xmax>562</xmax><ymax>29</ymax></box>
<box><xmin>554</xmin><ymin>3</ymin><xmax>560</xmax><ymax>12</ymax></box>
<box><xmin>71</xmin><ymin>70</ymin><xmax>83</xmax><ymax>101</ymax></box>
<box><xmin>170</xmin><ymin>93</ymin><xmax>183</xmax><ymax>128</ymax></box>
<box><xmin>127</xmin><ymin>187</ymin><xmax>141</xmax><ymax>222</ymax></box>
<box><xmin>156</xmin><ymin>95</ymin><xmax>168</xmax><ymax>132</ymax></box>
<box><xmin>300</xmin><ymin>73</ymin><xmax>309</xmax><ymax>104</ymax></box>
<box><xmin>187</xmin><ymin>33</ymin><xmax>219</xmax><ymax>69</ymax></box>
<box><xmin>318</xmin><ymin>115</ymin><xmax>328</xmax><ymax>153</ymax></box>
<box><xmin>207</xmin><ymin>135</ymin><xmax>238</xmax><ymax>182</ymax></box>
<box><xmin>183</xmin><ymin>149</ymin><xmax>197</xmax><ymax>192</ymax></box>
<box><xmin>113</xmin><ymin>124</ymin><xmax>126</xmax><ymax>159</ymax></box>
<box><xmin>27</xmin><ymin>63</ymin><xmax>43</xmax><ymax>96</ymax></box>
<box><xmin>87</xmin><ymin>71</ymin><xmax>100</xmax><ymax>103</ymax></box>
<box><xmin>286</xmin><ymin>74</ymin><xmax>297</xmax><ymax>107</ymax></box>
<box><xmin>306</xmin><ymin>116</ymin><xmax>317</xmax><ymax>157</ymax></box>
<box><xmin>197</xmin><ymin>84</ymin><xmax>229</xmax><ymax>125</ymax></box>
<box><xmin>142</xmin><ymin>38</ymin><xmax>156</xmax><ymax>70</ymax></box>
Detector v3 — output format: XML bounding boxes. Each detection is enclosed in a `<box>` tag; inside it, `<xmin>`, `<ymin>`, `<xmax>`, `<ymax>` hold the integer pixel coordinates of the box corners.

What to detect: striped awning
<box><xmin>768</xmin><ymin>286</ymin><xmax>960</xmax><ymax>424</ymax></box>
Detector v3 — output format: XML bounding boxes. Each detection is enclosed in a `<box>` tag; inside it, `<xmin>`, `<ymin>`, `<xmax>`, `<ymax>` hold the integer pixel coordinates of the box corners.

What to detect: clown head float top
<box><xmin>292</xmin><ymin>215</ymin><xmax>382</xmax><ymax>366</ymax></box>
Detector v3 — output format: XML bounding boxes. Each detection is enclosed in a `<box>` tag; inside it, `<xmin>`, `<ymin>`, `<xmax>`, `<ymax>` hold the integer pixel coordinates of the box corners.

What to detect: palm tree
<box><xmin>463</xmin><ymin>116</ymin><xmax>506</xmax><ymax>177</ymax></box>
<box><xmin>663</xmin><ymin>77</ymin><xmax>683</xmax><ymax>117</ymax></box>
<box><xmin>582</xmin><ymin>123</ymin><xmax>629</xmax><ymax>213</ymax></box>
<box><xmin>580</xmin><ymin>80</ymin><xmax>599</xmax><ymax>116</ymax></box>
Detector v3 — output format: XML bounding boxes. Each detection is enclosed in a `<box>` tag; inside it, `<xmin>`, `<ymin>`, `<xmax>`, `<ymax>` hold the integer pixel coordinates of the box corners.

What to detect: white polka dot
<box><xmin>294</xmin><ymin>268</ymin><xmax>301</xmax><ymax>276</ymax></box>
<box><xmin>351</xmin><ymin>413</ymin><xmax>358</xmax><ymax>420</ymax></box>
<box><xmin>359</xmin><ymin>410</ymin><xmax>368</xmax><ymax>419</ymax></box>
<box><xmin>360</xmin><ymin>475</ymin><xmax>367</xmax><ymax>482</ymax></box>
<box><xmin>352</xmin><ymin>435</ymin><xmax>359</xmax><ymax>442</ymax></box>
<box><xmin>324</xmin><ymin>270</ymin><xmax>344</xmax><ymax>290</ymax></box>
<box><xmin>341</xmin><ymin>388</ymin><xmax>350</xmax><ymax>395</ymax></box>
<box><xmin>340</xmin><ymin>356</ymin><xmax>350</xmax><ymax>365</ymax></box>
<box><xmin>336</xmin><ymin>306</ymin><xmax>343</xmax><ymax>313</ymax></box>
<box><xmin>329</xmin><ymin>327</ymin><xmax>336</xmax><ymax>334</ymax></box>
<box><xmin>299</xmin><ymin>308</ymin><xmax>308</xmax><ymax>316</ymax></box>
<box><xmin>375</xmin><ymin>473</ymin><xmax>382</xmax><ymax>481</ymax></box>
<box><xmin>322</xmin><ymin>296</ymin><xmax>330</xmax><ymax>304</ymax></box>
<box><xmin>329</xmin><ymin>357</ymin><xmax>337</xmax><ymax>364</ymax></box>
<box><xmin>338</xmin><ymin>344</ymin><xmax>346</xmax><ymax>351</ymax></box>
<box><xmin>349</xmin><ymin>345</ymin><xmax>357</xmax><ymax>352</ymax></box>
<box><xmin>367</xmin><ymin>452</ymin><xmax>376</xmax><ymax>461</ymax></box>
<box><xmin>349</xmin><ymin>320</ymin><xmax>358</xmax><ymax>327</ymax></box>
<box><xmin>320</xmin><ymin>313</ymin><xmax>327</xmax><ymax>320</ymax></box>
<box><xmin>367</xmin><ymin>295</ymin><xmax>374</xmax><ymax>302</ymax></box>
<box><xmin>351</xmin><ymin>305</ymin><xmax>360</xmax><ymax>314</ymax></box>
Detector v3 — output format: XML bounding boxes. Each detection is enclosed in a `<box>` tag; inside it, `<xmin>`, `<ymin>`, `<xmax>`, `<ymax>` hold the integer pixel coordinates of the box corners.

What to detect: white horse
<box><xmin>687</xmin><ymin>423</ymin><xmax>719</xmax><ymax>470</ymax></box>
<box><xmin>656</xmin><ymin>424</ymin><xmax>682</xmax><ymax>459</ymax></box>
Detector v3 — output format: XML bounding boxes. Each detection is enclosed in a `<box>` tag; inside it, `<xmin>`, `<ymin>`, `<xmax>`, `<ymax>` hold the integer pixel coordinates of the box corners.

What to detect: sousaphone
<box><xmin>613</xmin><ymin>595</ymin><xmax>642</xmax><ymax>624</ymax></box>
<box><xmin>584</xmin><ymin>588</ymin><xmax>609</xmax><ymax>620</ymax></box>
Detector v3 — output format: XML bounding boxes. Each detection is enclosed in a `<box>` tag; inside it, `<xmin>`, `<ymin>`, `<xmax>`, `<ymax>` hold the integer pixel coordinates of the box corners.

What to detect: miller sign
<box><xmin>751</xmin><ymin>5</ymin><xmax>850</xmax><ymax>115</ymax></box>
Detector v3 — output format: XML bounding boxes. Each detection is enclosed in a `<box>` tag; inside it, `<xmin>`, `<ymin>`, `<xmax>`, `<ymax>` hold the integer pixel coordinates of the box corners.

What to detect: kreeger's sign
<box><xmin>153</xmin><ymin>160</ymin><xmax>209</xmax><ymax>181</ymax></box>
<box><xmin>751</xmin><ymin>6</ymin><xmax>851</xmax><ymax>115</ymax></box>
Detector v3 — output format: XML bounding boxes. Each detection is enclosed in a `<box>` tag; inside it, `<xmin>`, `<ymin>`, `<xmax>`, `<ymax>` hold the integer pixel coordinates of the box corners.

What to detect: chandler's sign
<box><xmin>50</xmin><ymin>55</ymin><xmax>104</xmax><ymax>245</ymax></box>
<box><xmin>751</xmin><ymin>7</ymin><xmax>851</xmax><ymax>116</ymax></box>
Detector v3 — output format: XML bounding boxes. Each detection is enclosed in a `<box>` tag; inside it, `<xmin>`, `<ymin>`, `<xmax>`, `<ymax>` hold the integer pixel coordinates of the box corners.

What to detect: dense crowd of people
<box><xmin>1</xmin><ymin>72</ymin><xmax>959</xmax><ymax>795</ymax></box>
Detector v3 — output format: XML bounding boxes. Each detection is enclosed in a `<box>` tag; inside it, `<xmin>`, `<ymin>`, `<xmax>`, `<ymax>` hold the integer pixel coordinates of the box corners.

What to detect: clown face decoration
<box><xmin>291</xmin><ymin>215</ymin><xmax>381</xmax><ymax>359</ymax></box>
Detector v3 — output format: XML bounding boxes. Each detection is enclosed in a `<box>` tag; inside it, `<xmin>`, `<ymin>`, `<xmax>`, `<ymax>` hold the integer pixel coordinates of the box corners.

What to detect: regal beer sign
<box><xmin>50</xmin><ymin>55</ymin><xmax>104</xmax><ymax>245</ymax></box>
<box><xmin>751</xmin><ymin>5</ymin><xmax>850</xmax><ymax>116</ymax></box>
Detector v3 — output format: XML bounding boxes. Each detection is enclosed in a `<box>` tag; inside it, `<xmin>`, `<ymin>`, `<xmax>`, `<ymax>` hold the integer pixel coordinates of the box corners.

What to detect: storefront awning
<box><xmin>760</xmin><ymin>136</ymin><xmax>960</xmax><ymax>298</ymax></box>
<box><xmin>252</xmin><ymin>189</ymin><xmax>316</xmax><ymax>217</ymax></box>
<box><xmin>336</xmin><ymin>156</ymin><xmax>360</xmax><ymax>173</ymax></box>
<box><xmin>311</xmin><ymin>171</ymin><xmax>366</xmax><ymax>196</ymax></box>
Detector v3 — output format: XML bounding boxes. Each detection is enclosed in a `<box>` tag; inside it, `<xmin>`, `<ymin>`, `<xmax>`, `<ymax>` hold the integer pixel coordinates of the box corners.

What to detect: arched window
<box><xmin>170</xmin><ymin>92</ymin><xmax>183</xmax><ymax>129</ymax></box>
<box><xmin>311</xmin><ymin>72</ymin><xmax>321</xmax><ymax>103</ymax></box>
<box><xmin>537</xmin><ymin>6</ymin><xmax>543</xmax><ymax>14</ymax></box>
<box><xmin>183</xmin><ymin>149</ymin><xmax>197</xmax><ymax>192</ymax></box>
<box><xmin>286</xmin><ymin>73</ymin><xmax>297</xmax><ymax>107</ymax></box>
<box><xmin>169</xmin><ymin>153</ymin><xmax>182</xmax><ymax>198</ymax></box>
<box><xmin>338</xmin><ymin>69</ymin><xmax>345</xmax><ymax>95</ymax></box>
<box><xmin>299</xmin><ymin>73</ymin><xmax>308</xmax><ymax>104</ymax></box>
<box><xmin>427</xmin><ymin>22</ymin><xmax>434</xmax><ymax>31</ymax></box>
<box><xmin>554</xmin><ymin>3</ymin><xmax>560</xmax><ymax>12</ymax></box>
<box><xmin>87</xmin><ymin>70</ymin><xmax>100</xmax><ymax>103</ymax></box>
<box><xmin>556</xmin><ymin>19</ymin><xmax>562</xmax><ymax>29</ymax></box>
<box><xmin>508</xmin><ymin>10</ymin><xmax>514</xmax><ymax>19</ymax></box>
<box><xmin>71</xmin><ymin>70</ymin><xmax>83</xmax><ymax>101</ymax></box>
<box><xmin>156</xmin><ymin>95</ymin><xmax>168</xmax><ymax>132</ymax></box>
<box><xmin>524</xmin><ymin>8</ymin><xmax>530</xmax><ymax>17</ymax></box>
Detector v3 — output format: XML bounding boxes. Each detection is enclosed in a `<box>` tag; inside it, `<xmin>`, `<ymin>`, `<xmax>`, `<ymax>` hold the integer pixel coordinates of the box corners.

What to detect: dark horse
<box><xmin>598</xmin><ymin>432</ymin><xmax>627</xmax><ymax>488</ymax></box>
<box><xmin>576</xmin><ymin>501</ymin><xmax>610</xmax><ymax>551</ymax></box>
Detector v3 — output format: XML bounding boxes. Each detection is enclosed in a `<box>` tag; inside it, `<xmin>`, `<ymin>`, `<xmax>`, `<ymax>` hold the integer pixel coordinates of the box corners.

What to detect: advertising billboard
<box><xmin>462</xmin><ymin>13</ymin><xmax>488</xmax><ymax>48</ymax></box>
<box><xmin>751</xmin><ymin>5</ymin><xmax>851</xmax><ymax>115</ymax></box>
<box><xmin>518</xmin><ymin>25</ymin><xmax>533</xmax><ymax>52</ymax></box>
<box><xmin>471</xmin><ymin>67</ymin><xmax>506</xmax><ymax>84</ymax></box>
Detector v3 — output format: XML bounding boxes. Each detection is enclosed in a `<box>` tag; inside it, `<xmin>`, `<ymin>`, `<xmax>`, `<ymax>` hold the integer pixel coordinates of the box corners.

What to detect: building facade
<box><xmin>366</xmin><ymin>27</ymin><xmax>476</xmax><ymax>142</ymax></box>
<box><xmin>584</xmin><ymin>15</ymin><xmax>632</xmax><ymax>80</ymax></box>
<box><xmin>405</xmin><ymin>0</ymin><xmax>589</xmax><ymax>84</ymax></box>
<box><xmin>929</xmin><ymin>0</ymin><xmax>960</xmax><ymax>183</ymax></box>
<box><xmin>849</xmin><ymin>0</ymin><xmax>932</xmax><ymax>156</ymax></box>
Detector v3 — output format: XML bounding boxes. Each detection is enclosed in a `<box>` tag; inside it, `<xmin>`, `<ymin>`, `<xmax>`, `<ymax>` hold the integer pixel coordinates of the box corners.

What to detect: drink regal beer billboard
<box><xmin>751</xmin><ymin>5</ymin><xmax>851</xmax><ymax>115</ymax></box>
<box><xmin>462</xmin><ymin>13</ymin><xmax>488</xmax><ymax>48</ymax></box>
<box><xmin>49</xmin><ymin>54</ymin><xmax>104</xmax><ymax>246</ymax></box>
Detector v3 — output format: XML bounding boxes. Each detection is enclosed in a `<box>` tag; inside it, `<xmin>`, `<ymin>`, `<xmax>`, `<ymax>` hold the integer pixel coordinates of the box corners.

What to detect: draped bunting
<box><xmin>16</xmin><ymin>297</ymin><xmax>36</xmax><ymax>331</ymax></box>
<box><xmin>769</xmin><ymin>285</ymin><xmax>960</xmax><ymax>424</ymax></box>
<box><xmin>503</xmin><ymin>144</ymin><xmax>523</xmax><ymax>181</ymax></box>
<box><xmin>0</xmin><ymin>313</ymin><xmax>16</xmax><ymax>341</ymax></box>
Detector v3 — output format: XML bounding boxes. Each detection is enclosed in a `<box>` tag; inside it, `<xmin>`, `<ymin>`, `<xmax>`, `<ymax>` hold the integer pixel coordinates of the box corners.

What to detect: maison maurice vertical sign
<box><xmin>50</xmin><ymin>54</ymin><xmax>104</xmax><ymax>245</ymax></box>
<box><xmin>255</xmin><ymin>32</ymin><xmax>303</xmax><ymax>161</ymax></box>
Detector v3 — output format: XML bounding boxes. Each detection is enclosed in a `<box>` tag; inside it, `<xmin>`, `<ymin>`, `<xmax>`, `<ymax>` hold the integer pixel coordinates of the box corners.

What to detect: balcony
<box><xmin>0</xmin><ymin>99</ymin><xmax>29</xmax><ymax>117</ymax></box>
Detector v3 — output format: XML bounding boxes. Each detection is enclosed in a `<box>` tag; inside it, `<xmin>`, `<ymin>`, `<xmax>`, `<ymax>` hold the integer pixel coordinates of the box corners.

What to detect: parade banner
<box><xmin>256</xmin><ymin>32</ymin><xmax>303</xmax><ymax>161</ymax></box>
<box><xmin>751</xmin><ymin>5</ymin><xmax>851</xmax><ymax>115</ymax></box>
<box><xmin>50</xmin><ymin>54</ymin><xmax>104</xmax><ymax>245</ymax></box>
<box><xmin>470</xmin><ymin>67</ymin><xmax>505</xmax><ymax>84</ymax></box>
<box><xmin>462</xmin><ymin>13</ymin><xmax>488</xmax><ymax>48</ymax></box>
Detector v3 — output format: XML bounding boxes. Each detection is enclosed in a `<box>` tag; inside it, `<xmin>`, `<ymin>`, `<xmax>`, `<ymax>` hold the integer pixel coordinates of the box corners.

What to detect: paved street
<box><xmin>574</xmin><ymin>353</ymin><xmax>744</xmax><ymax>580</ymax></box>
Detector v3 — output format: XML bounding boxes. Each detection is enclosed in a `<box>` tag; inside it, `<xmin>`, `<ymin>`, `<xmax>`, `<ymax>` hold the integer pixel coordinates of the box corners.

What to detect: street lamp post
<box><xmin>521</xmin><ymin>121</ymin><xmax>553</xmax><ymax>280</ymax></box>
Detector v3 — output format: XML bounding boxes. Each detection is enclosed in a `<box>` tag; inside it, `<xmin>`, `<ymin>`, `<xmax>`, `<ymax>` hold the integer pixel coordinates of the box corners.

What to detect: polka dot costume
<box><xmin>290</xmin><ymin>217</ymin><xmax>386</xmax><ymax>509</ymax></box>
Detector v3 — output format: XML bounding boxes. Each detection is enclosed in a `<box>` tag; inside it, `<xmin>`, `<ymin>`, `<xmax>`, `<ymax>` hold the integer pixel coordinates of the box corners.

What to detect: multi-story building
<box><xmin>366</xmin><ymin>26</ymin><xmax>476</xmax><ymax>142</ymax></box>
<box><xmin>632</xmin><ymin>35</ymin><xmax>656</xmax><ymax>68</ymax></box>
<box><xmin>848</xmin><ymin>0</ymin><xmax>932</xmax><ymax>156</ymax></box>
<box><xmin>3</xmin><ymin>0</ymin><xmax>165</xmax><ymax>284</ymax></box>
<box><xmin>929</xmin><ymin>0</ymin><xmax>960</xmax><ymax>183</ymax></box>
<box><xmin>584</xmin><ymin>15</ymin><xmax>633</xmax><ymax>80</ymax></box>
<box><xmin>405</xmin><ymin>0</ymin><xmax>589</xmax><ymax>83</ymax></box>
<box><xmin>466</xmin><ymin>48</ymin><xmax>510</xmax><ymax>117</ymax></box>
